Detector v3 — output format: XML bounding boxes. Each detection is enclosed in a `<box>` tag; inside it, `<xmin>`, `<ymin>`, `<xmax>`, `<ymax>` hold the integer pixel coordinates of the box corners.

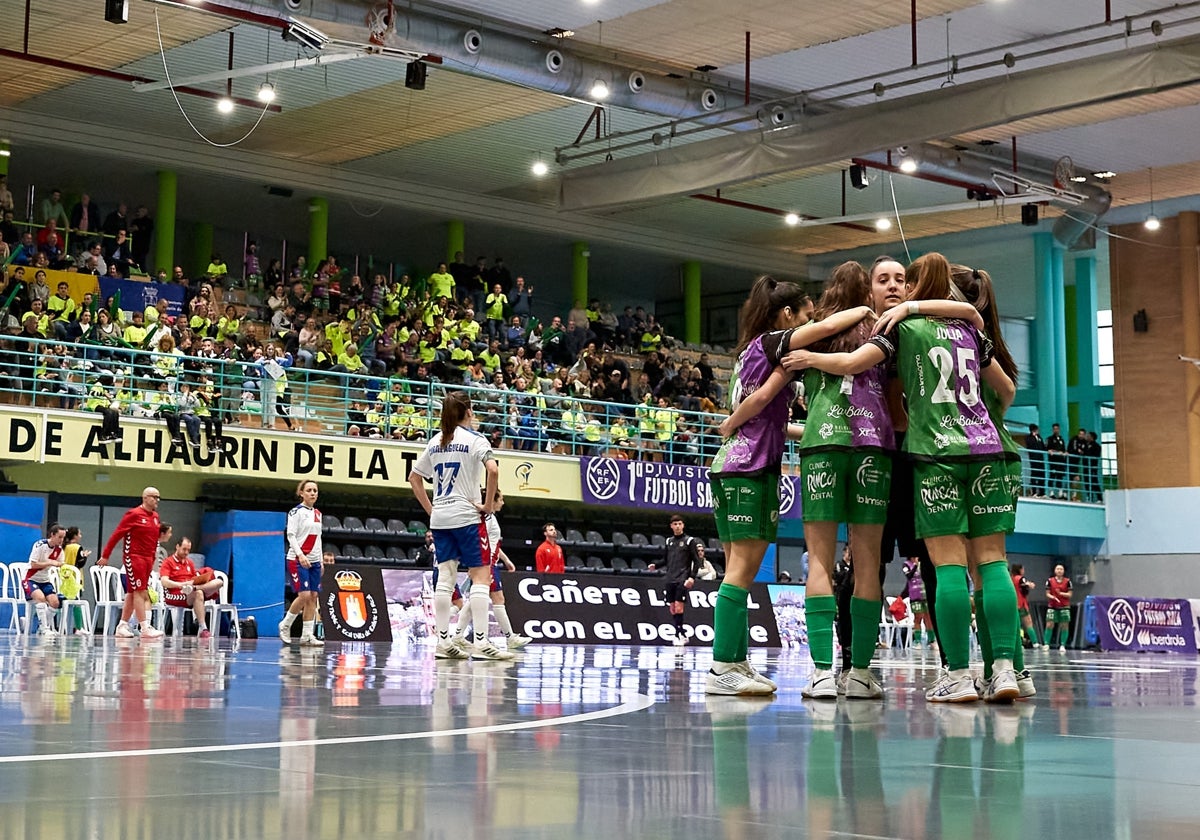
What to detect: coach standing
<box><xmin>100</xmin><ymin>486</ymin><xmax>165</xmax><ymax>639</ymax></box>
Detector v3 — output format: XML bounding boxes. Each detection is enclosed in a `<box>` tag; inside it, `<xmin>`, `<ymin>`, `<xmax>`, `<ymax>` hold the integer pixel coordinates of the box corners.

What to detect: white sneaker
<box><xmin>974</xmin><ymin>675</ymin><xmax>994</xmax><ymax>702</ymax></box>
<box><xmin>39</xmin><ymin>626</ymin><xmax>59</xmax><ymax>637</ymax></box>
<box><xmin>926</xmin><ymin>669</ymin><xmax>978</xmax><ymax>703</ymax></box>
<box><xmin>672</xmin><ymin>634</ymin><xmax>687</xmax><ymax>647</ymax></box>
<box><xmin>707</xmin><ymin>665</ymin><xmax>774</xmax><ymax>696</ymax></box>
<box><xmin>989</xmin><ymin>669</ymin><xmax>1019</xmax><ymax>703</ymax></box>
<box><xmin>435</xmin><ymin>637</ymin><xmax>470</xmax><ymax>659</ymax></box>
<box><xmin>470</xmin><ymin>638</ymin><xmax>516</xmax><ymax>661</ymax></box>
<box><xmin>845</xmin><ymin>667</ymin><xmax>884</xmax><ymax>700</ymax></box>
<box><xmin>141</xmin><ymin>626</ymin><xmax>165</xmax><ymax>640</ymax></box>
<box><xmin>802</xmin><ymin>668</ymin><xmax>838</xmax><ymax>700</ymax></box>
<box><xmin>836</xmin><ymin>670</ymin><xmax>850</xmax><ymax>696</ymax></box>
<box><xmin>1058</xmin><ymin>645</ymin><xmax>1066</xmax><ymax>652</ymax></box>
<box><xmin>300</xmin><ymin>635</ymin><xmax>324</xmax><ymax>648</ymax></box>
<box><xmin>733</xmin><ymin>660</ymin><xmax>777</xmax><ymax>691</ymax></box>
<box><xmin>1017</xmin><ymin>669</ymin><xmax>1036</xmax><ymax>698</ymax></box>
<box><xmin>115</xmin><ymin>622</ymin><xmax>136</xmax><ymax>638</ymax></box>
<box><xmin>278</xmin><ymin>620</ymin><xmax>293</xmax><ymax>643</ymax></box>
<box><xmin>505</xmin><ymin>634</ymin><xmax>532</xmax><ymax>650</ymax></box>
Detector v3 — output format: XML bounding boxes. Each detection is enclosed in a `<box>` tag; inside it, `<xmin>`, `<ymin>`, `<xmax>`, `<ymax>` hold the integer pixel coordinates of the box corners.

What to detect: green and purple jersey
<box><xmin>800</xmin><ymin>333</ymin><xmax>897</xmax><ymax>453</ymax></box>
<box><xmin>711</xmin><ymin>329</ymin><xmax>798</xmax><ymax>477</ymax></box>
<box><xmin>896</xmin><ymin>317</ymin><xmax>1003</xmax><ymax>462</ymax></box>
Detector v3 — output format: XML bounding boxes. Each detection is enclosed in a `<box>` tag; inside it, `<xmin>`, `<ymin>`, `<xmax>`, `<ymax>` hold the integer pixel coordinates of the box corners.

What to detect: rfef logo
<box><xmin>1106</xmin><ymin>598</ymin><xmax>1136</xmax><ymax>646</ymax></box>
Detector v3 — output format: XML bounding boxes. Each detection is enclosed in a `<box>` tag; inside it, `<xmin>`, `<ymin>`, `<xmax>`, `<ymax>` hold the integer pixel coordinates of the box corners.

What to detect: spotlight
<box><xmin>784</xmin><ymin>212</ymin><xmax>800</xmax><ymax>226</ymax></box>
<box><xmin>849</xmin><ymin>164</ymin><xmax>870</xmax><ymax>190</ymax></box>
<box><xmin>256</xmin><ymin>82</ymin><xmax>275</xmax><ymax>103</ymax></box>
<box><xmin>216</xmin><ymin>97</ymin><xmax>235</xmax><ymax>114</ymax></box>
<box><xmin>1144</xmin><ymin>214</ymin><xmax>1161</xmax><ymax>231</ymax></box>
<box><xmin>531</xmin><ymin>160</ymin><xmax>549</xmax><ymax>177</ymax></box>
<box><xmin>875</xmin><ymin>217</ymin><xmax>892</xmax><ymax>231</ymax></box>
<box><xmin>1092</xmin><ymin>171</ymin><xmax>1116</xmax><ymax>179</ymax></box>
<box><xmin>589</xmin><ymin>78</ymin><xmax>610</xmax><ymax>100</ymax></box>
<box><xmin>898</xmin><ymin>156</ymin><xmax>917</xmax><ymax>174</ymax></box>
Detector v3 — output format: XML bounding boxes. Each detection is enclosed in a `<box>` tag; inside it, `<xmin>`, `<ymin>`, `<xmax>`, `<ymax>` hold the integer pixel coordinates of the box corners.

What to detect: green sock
<box><xmin>713</xmin><ymin>583</ymin><xmax>749</xmax><ymax>664</ymax></box>
<box><xmin>979</xmin><ymin>561</ymin><xmax>1018</xmax><ymax>662</ymax></box>
<box><xmin>1043</xmin><ymin>626</ymin><xmax>1052</xmax><ymax>646</ymax></box>
<box><xmin>974</xmin><ymin>590</ymin><xmax>993</xmax><ymax>679</ymax></box>
<box><xmin>713</xmin><ymin>724</ymin><xmax>751</xmax><ymax>812</ymax></box>
<box><xmin>850</xmin><ymin>597</ymin><xmax>882</xmax><ymax>669</ymax></box>
<box><xmin>934</xmin><ymin>566</ymin><xmax>972</xmax><ymax>671</ymax></box>
<box><xmin>912</xmin><ymin>628</ymin><xmax>922</xmax><ymax>646</ymax></box>
<box><xmin>806</xmin><ymin>729</ymin><xmax>839</xmax><ymax>800</ymax></box>
<box><xmin>805</xmin><ymin>594</ymin><xmax>837</xmax><ymax>670</ymax></box>
<box><xmin>1014</xmin><ymin>632</ymin><xmax>1025</xmax><ymax>672</ymax></box>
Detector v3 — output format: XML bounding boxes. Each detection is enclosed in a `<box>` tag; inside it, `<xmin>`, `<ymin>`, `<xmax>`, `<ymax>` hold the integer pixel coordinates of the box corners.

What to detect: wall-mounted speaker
<box><xmin>405</xmin><ymin>61</ymin><xmax>427</xmax><ymax>91</ymax></box>
<box><xmin>1133</xmin><ymin>309</ymin><xmax>1149</xmax><ymax>333</ymax></box>
<box><xmin>1021</xmin><ymin>203</ymin><xmax>1039</xmax><ymax>226</ymax></box>
<box><xmin>104</xmin><ymin>0</ymin><xmax>129</xmax><ymax>24</ymax></box>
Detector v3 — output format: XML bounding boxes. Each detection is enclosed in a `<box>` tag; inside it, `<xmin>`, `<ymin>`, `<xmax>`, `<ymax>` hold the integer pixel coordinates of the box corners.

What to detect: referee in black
<box><xmin>649</xmin><ymin>515</ymin><xmax>702</xmax><ymax>646</ymax></box>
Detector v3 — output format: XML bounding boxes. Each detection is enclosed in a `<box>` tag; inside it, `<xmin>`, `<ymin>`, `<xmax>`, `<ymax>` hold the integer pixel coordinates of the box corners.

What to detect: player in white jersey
<box><xmin>453</xmin><ymin>490</ymin><xmax>532</xmax><ymax>649</ymax></box>
<box><xmin>279</xmin><ymin>479</ymin><xmax>326</xmax><ymax>647</ymax></box>
<box><xmin>25</xmin><ymin>524</ymin><xmax>66</xmax><ymax>635</ymax></box>
<box><xmin>410</xmin><ymin>391</ymin><xmax>513</xmax><ymax>661</ymax></box>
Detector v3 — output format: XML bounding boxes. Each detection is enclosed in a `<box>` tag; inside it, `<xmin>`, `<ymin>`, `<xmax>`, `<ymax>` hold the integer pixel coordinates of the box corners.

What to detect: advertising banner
<box><xmin>1092</xmin><ymin>596</ymin><xmax>1197</xmax><ymax>654</ymax></box>
<box><xmin>579</xmin><ymin>456</ymin><xmax>802</xmax><ymax>518</ymax></box>
<box><xmin>321</xmin><ymin>565</ymin><xmax>392</xmax><ymax>642</ymax></box>
<box><xmin>99</xmin><ymin>277</ymin><xmax>185</xmax><ymax>318</ymax></box>
<box><xmin>500</xmin><ymin>572</ymin><xmax>782</xmax><ymax>646</ymax></box>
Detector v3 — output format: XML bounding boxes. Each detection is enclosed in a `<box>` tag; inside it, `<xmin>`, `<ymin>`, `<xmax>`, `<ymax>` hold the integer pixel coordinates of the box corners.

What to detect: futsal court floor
<box><xmin>0</xmin><ymin>635</ymin><xmax>1196</xmax><ymax>840</ymax></box>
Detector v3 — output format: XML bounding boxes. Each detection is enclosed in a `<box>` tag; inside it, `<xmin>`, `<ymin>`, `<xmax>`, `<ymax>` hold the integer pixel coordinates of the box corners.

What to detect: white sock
<box><xmin>302</xmin><ymin>620</ymin><xmax>314</xmax><ymax>639</ymax></box>
<box><xmin>434</xmin><ymin>562</ymin><xmax>458</xmax><ymax>638</ymax></box>
<box><xmin>493</xmin><ymin>603</ymin><xmax>514</xmax><ymax>636</ymax></box>
<box><xmin>469</xmin><ymin>583</ymin><xmax>490</xmax><ymax>644</ymax></box>
<box><xmin>454</xmin><ymin>611</ymin><xmax>471</xmax><ymax>639</ymax></box>
<box><xmin>35</xmin><ymin>602</ymin><xmax>48</xmax><ymax>628</ymax></box>
<box><xmin>280</xmin><ymin>611</ymin><xmax>298</xmax><ymax>629</ymax></box>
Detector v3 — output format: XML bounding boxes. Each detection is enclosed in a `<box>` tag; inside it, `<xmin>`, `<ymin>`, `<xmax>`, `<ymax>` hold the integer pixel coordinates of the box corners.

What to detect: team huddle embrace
<box><xmin>707</xmin><ymin>252</ymin><xmax>1030</xmax><ymax>704</ymax></box>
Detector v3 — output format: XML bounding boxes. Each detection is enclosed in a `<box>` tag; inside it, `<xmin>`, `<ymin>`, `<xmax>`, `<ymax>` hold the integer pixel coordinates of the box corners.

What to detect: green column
<box><xmin>0</xmin><ymin>140</ymin><xmax>9</xmax><ymax>176</ymax></box>
<box><xmin>1034</xmin><ymin>233</ymin><xmax>1068</xmax><ymax>430</ymax></box>
<box><xmin>683</xmin><ymin>260</ymin><xmax>702</xmax><ymax>345</ymax></box>
<box><xmin>154</xmin><ymin>170</ymin><xmax>177</xmax><ymax>275</ymax></box>
<box><xmin>192</xmin><ymin>222</ymin><xmax>213</xmax><ymax>279</ymax></box>
<box><xmin>1071</xmin><ymin>254</ymin><xmax>1101</xmax><ymax>435</ymax></box>
<box><xmin>571</xmin><ymin>242</ymin><xmax>589</xmax><ymax>307</ymax></box>
<box><xmin>1065</xmin><ymin>284</ymin><xmax>1079</xmax><ymax>434</ymax></box>
<box><xmin>308</xmin><ymin>197</ymin><xmax>329</xmax><ymax>266</ymax></box>
<box><xmin>446</xmin><ymin>219</ymin><xmax>465</xmax><ymax>264</ymax></box>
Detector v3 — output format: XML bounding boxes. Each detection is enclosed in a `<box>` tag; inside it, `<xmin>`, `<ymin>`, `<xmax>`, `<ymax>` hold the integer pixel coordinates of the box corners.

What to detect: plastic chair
<box><xmin>343</xmin><ymin>545</ymin><xmax>364</xmax><ymax>559</ymax></box>
<box><xmin>386</xmin><ymin>519</ymin><xmax>409</xmax><ymax>535</ymax></box>
<box><xmin>1</xmin><ymin>564</ymin><xmax>32</xmax><ymax>633</ymax></box>
<box><xmin>630</xmin><ymin>533</ymin><xmax>650</xmax><ymax>547</ymax></box>
<box><xmin>879</xmin><ymin>597</ymin><xmax>898</xmax><ymax>649</ymax></box>
<box><xmin>90</xmin><ymin>565</ymin><xmax>125</xmax><ymax>635</ymax></box>
<box><xmin>323</xmin><ymin>514</ymin><xmax>343</xmax><ymax>533</ymax></box>
<box><xmin>0</xmin><ymin>565</ymin><xmax>21</xmax><ymax>632</ymax></box>
<box><xmin>565</xmin><ymin>554</ymin><xmax>583</xmax><ymax>572</ymax></box>
<box><xmin>146</xmin><ymin>573</ymin><xmax>169</xmax><ymax>633</ymax></box>
<box><xmin>407</xmin><ymin>520</ymin><xmax>428</xmax><ymax>536</ymax></box>
<box><xmin>364</xmin><ymin>517</ymin><xmax>387</xmax><ymax>534</ymax></box>
<box><xmin>205</xmin><ymin>570</ymin><xmax>241</xmax><ymax>639</ymax></box>
<box><xmin>50</xmin><ymin>567</ymin><xmax>94</xmax><ymax>636</ymax></box>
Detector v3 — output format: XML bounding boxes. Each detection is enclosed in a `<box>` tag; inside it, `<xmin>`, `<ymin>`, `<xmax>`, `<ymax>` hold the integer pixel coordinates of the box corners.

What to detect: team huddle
<box><xmin>707</xmin><ymin>252</ymin><xmax>1033</xmax><ymax>703</ymax></box>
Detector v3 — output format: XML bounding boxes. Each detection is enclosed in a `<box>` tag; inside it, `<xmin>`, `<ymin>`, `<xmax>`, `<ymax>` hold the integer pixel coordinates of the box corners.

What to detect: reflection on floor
<box><xmin>0</xmin><ymin>637</ymin><xmax>1196</xmax><ymax>839</ymax></box>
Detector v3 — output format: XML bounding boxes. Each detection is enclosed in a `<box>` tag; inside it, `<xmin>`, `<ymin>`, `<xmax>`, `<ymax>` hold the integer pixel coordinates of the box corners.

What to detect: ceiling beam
<box><xmin>558</xmin><ymin>33</ymin><xmax>1200</xmax><ymax>211</ymax></box>
<box><xmin>0</xmin><ymin>106</ymin><xmax>805</xmax><ymax>277</ymax></box>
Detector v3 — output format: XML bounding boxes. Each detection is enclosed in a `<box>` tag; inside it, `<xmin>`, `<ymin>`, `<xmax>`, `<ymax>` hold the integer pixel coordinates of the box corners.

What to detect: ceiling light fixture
<box><xmin>256</xmin><ymin>82</ymin><xmax>275</xmax><ymax>103</ymax></box>
<box><xmin>589</xmin><ymin>78</ymin><xmax>610</xmax><ymax>100</ymax></box>
<box><xmin>216</xmin><ymin>96</ymin><xmax>235</xmax><ymax>114</ymax></box>
<box><xmin>531</xmin><ymin>159</ymin><xmax>549</xmax><ymax>177</ymax></box>
<box><xmin>898</xmin><ymin>155</ymin><xmax>918</xmax><ymax>174</ymax></box>
<box><xmin>1070</xmin><ymin>175</ymin><xmax>1088</xmax><ymax>183</ymax></box>
<box><xmin>875</xmin><ymin>216</ymin><xmax>892</xmax><ymax>231</ymax></box>
<box><xmin>1145</xmin><ymin>167</ymin><xmax>1161</xmax><ymax>231</ymax></box>
<box><xmin>1093</xmin><ymin>170</ymin><xmax>1116</xmax><ymax>179</ymax></box>
<box><xmin>784</xmin><ymin>212</ymin><xmax>800</xmax><ymax>226</ymax></box>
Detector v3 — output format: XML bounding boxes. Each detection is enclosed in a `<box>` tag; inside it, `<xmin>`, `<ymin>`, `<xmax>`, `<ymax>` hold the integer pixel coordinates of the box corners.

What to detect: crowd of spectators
<box><xmin>0</xmin><ymin>181</ymin><xmax>732</xmax><ymax>461</ymax></box>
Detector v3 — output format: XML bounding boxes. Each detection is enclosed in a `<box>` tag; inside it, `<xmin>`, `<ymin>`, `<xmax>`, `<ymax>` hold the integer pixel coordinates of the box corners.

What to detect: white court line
<box><xmin>0</xmin><ymin>694</ymin><xmax>655</xmax><ymax>765</ymax></box>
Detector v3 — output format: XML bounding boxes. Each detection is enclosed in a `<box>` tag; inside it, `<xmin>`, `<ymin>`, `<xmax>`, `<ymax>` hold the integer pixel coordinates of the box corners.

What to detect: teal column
<box><xmin>154</xmin><ymin>170</ymin><xmax>177</xmax><ymax>275</ymax></box>
<box><xmin>571</xmin><ymin>242</ymin><xmax>588</xmax><ymax>308</ymax></box>
<box><xmin>307</xmin><ymin>197</ymin><xmax>329</xmax><ymax>266</ymax></box>
<box><xmin>446</xmin><ymin>220</ymin><xmax>465</xmax><ymax>264</ymax></box>
<box><xmin>1072</xmin><ymin>254</ymin><xmax>1101</xmax><ymax>435</ymax></box>
<box><xmin>1034</xmin><ymin>233</ymin><xmax>1068</xmax><ymax>429</ymax></box>
<box><xmin>683</xmin><ymin>260</ymin><xmax>702</xmax><ymax>345</ymax></box>
<box><xmin>192</xmin><ymin>222</ymin><xmax>213</xmax><ymax>279</ymax></box>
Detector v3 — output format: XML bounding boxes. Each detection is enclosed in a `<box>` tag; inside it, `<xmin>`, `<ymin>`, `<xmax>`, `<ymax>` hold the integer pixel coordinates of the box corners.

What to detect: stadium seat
<box><xmin>386</xmin><ymin>546</ymin><xmax>407</xmax><ymax>561</ymax></box>
<box><xmin>386</xmin><ymin>519</ymin><xmax>409</xmax><ymax>535</ymax></box>
<box><xmin>613</xmin><ymin>532</ymin><xmax>638</xmax><ymax>555</ymax></box>
<box><xmin>585</xmin><ymin>530</ymin><xmax>613</xmax><ymax>553</ymax></box>
<box><xmin>650</xmin><ymin>534</ymin><xmax>667</xmax><ymax>548</ymax></box>
<box><xmin>343</xmin><ymin>545</ymin><xmax>364</xmax><ymax>559</ymax></box>
<box><xmin>562</xmin><ymin>529</ymin><xmax>585</xmax><ymax>549</ymax></box>
<box><xmin>323</xmin><ymin>514</ymin><xmax>343</xmax><ymax>533</ymax></box>
<box><xmin>323</xmin><ymin>543</ymin><xmax>340</xmax><ymax>559</ymax></box>
<box><xmin>631</xmin><ymin>533</ymin><xmax>649</xmax><ymax>547</ymax></box>
<box><xmin>364</xmin><ymin>544</ymin><xmax>385</xmax><ymax>559</ymax></box>
<box><xmin>565</xmin><ymin>554</ymin><xmax>584</xmax><ymax>572</ymax></box>
<box><xmin>408</xmin><ymin>547</ymin><xmax>425</xmax><ymax>562</ymax></box>
<box><xmin>629</xmin><ymin>557</ymin><xmax>649</xmax><ymax>574</ymax></box>
<box><xmin>407</xmin><ymin>520</ymin><xmax>428</xmax><ymax>536</ymax></box>
<box><xmin>364</xmin><ymin>517</ymin><xmax>387</xmax><ymax>534</ymax></box>
<box><xmin>585</xmin><ymin>556</ymin><xmax>612</xmax><ymax>575</ymax></box>
<box><xmin>342</xmin><ymin>516</ymin><xmax>366</xmax><ymax>534</ymax></box>
<box><xmin>609</xmin><ymin>557</ymin><xmax>630</xmax><ymax>573</ymax></box>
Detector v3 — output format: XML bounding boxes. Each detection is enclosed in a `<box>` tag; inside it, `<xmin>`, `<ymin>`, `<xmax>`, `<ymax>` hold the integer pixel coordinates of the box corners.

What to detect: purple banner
<box><xmin>579</xmin><ymin>456</ymin><xmax>801</xmax><ymax>518</ymax></box>
<box><xmin>1093</xmin><ymin>596</ymin><xmax>1197</xmax><ymax>654</ymax></box>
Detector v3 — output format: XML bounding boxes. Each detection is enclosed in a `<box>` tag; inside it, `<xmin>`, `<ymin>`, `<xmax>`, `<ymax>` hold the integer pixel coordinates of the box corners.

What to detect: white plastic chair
<box><xmin>156</xmin><ymin>574</ymin><xmax>190</xmax><ymax>637</ymax></box>
<box><xmin>879</xmin><ymin>597</ymin><xmax>898</xmax><ymax>649</ymax></box>
<box><xmin>8</xmin><ymin>562</ymin><xmax>35</xmax><ymax>635</ymax></box>
<box><xmin>205</xmin><ymin>570</ymin><xmax>241</xmax><ymax>639</ymax></box>
<box><xmin>50</xmin><ymin>567</ymin><xmax>94</xmax><ymax>635</ymax></box>
<box><xmin>0</xmin><ymin>564</ymin><xmax>30</xmax><ymax>633</ymax></box>
<box><xmin>147</xmin><ymin>572</ymin><xmax>168</xmax><ymax>632</ymax></box>
<box><xmin>90</xmin><ymin>565</ymin><xmax>125</xmax><ymax>635</ymax></box>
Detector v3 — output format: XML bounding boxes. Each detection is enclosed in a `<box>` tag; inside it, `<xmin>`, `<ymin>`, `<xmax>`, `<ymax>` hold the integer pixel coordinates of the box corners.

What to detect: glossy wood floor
<box><xmin>0</xmin><ymin>635</ymin><xmax>1195</xmax><ymax>839</ymax></box>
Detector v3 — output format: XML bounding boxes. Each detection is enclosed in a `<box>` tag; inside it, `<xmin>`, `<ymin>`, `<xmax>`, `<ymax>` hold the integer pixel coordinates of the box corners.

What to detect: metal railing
<box><xmin>0</xmin><ymin>335</ymin><xmax>1116</xmax><ymax>502</ymax></box>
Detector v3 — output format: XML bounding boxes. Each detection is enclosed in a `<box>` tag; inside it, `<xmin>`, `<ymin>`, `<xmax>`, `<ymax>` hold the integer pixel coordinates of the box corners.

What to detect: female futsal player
<box><xmin>279</xmin><ymin>479</ymin><xmax>326</xmax><ymax>646</ymax></box>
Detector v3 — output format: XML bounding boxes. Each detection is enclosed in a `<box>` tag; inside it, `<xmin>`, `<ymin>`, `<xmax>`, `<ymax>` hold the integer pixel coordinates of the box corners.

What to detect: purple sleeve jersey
<box><xmin>710</xmin><ymin>329</ymin><xmax>798</xmax><ymax>476</ymax></box>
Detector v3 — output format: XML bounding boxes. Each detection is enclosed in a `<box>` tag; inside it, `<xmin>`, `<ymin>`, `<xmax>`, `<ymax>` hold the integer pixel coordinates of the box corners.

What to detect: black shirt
<box><xmin>1046</xmin><ymin>433</ymin><xmax>1066</xmax><ymax>458</ymax></box>
<box><xmin>662</xmin><ymin>534</ymin><xmax>700</xmax><ymax>583</ymax></box>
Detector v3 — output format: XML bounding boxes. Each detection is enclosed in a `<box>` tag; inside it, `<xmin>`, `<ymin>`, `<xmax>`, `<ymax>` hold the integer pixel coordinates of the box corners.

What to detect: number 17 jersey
<box><xmin>896</xmin><ymin>317</ymin><xmax>1003</xmax><ymax>462</ymax></box>
<box><xmin>411</xmin><ymin>426</ymin><xmax>495</xmax><ymax>529</ymax></box>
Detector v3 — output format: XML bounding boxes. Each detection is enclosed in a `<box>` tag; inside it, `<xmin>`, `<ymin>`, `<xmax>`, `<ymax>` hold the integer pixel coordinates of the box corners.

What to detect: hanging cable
<box><xmin>155</xmin><ymin>8</ymin><xmax>271</xmax><ymax>148</ymax></box>
<box><xmin>887</xmin><ymin>174</ymin><xmax>912</xmax><ymax>263</ymax></box>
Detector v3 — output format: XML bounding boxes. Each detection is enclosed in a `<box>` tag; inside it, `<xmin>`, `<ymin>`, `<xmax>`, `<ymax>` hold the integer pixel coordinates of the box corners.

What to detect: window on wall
<box><xmin>1098</xmin><ymin>310</ymin><xmax>1114</xmax><ymax>386</ymax></box>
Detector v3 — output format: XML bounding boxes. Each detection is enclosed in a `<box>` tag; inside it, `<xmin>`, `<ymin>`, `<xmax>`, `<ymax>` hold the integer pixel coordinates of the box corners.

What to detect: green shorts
<box><xmin>911</xmin><ymin>600</ymin><xmax>927</xmax><ymax>614</ymax></box>
<box><xmin>1047</xmin><ymin>607</ymin><xmax>1071</xmax><ymax>624</ymax></box>
<box><xmin>1003</xmin><ymin>456</ymin><xmax>1023</xmax><ymax>501</ymax></box>
<box><xmin>800</xmin><ymin>451</ymin><xmax>892</xmax><ymax>525</ymax></box>
<box><xmin>711</xmin><ymin>473</ymin><xmax>780</xmax><ymax>544</ymax></box>
<box><xmin>1018</xmin><ymin>606</ymin><xmax>1030</xmax><ymax>619</ymax></box>
<box><xmin>911</xmin><ymin>459</ymin><xmax>1017</xmax><ymax>539</ymax></box>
